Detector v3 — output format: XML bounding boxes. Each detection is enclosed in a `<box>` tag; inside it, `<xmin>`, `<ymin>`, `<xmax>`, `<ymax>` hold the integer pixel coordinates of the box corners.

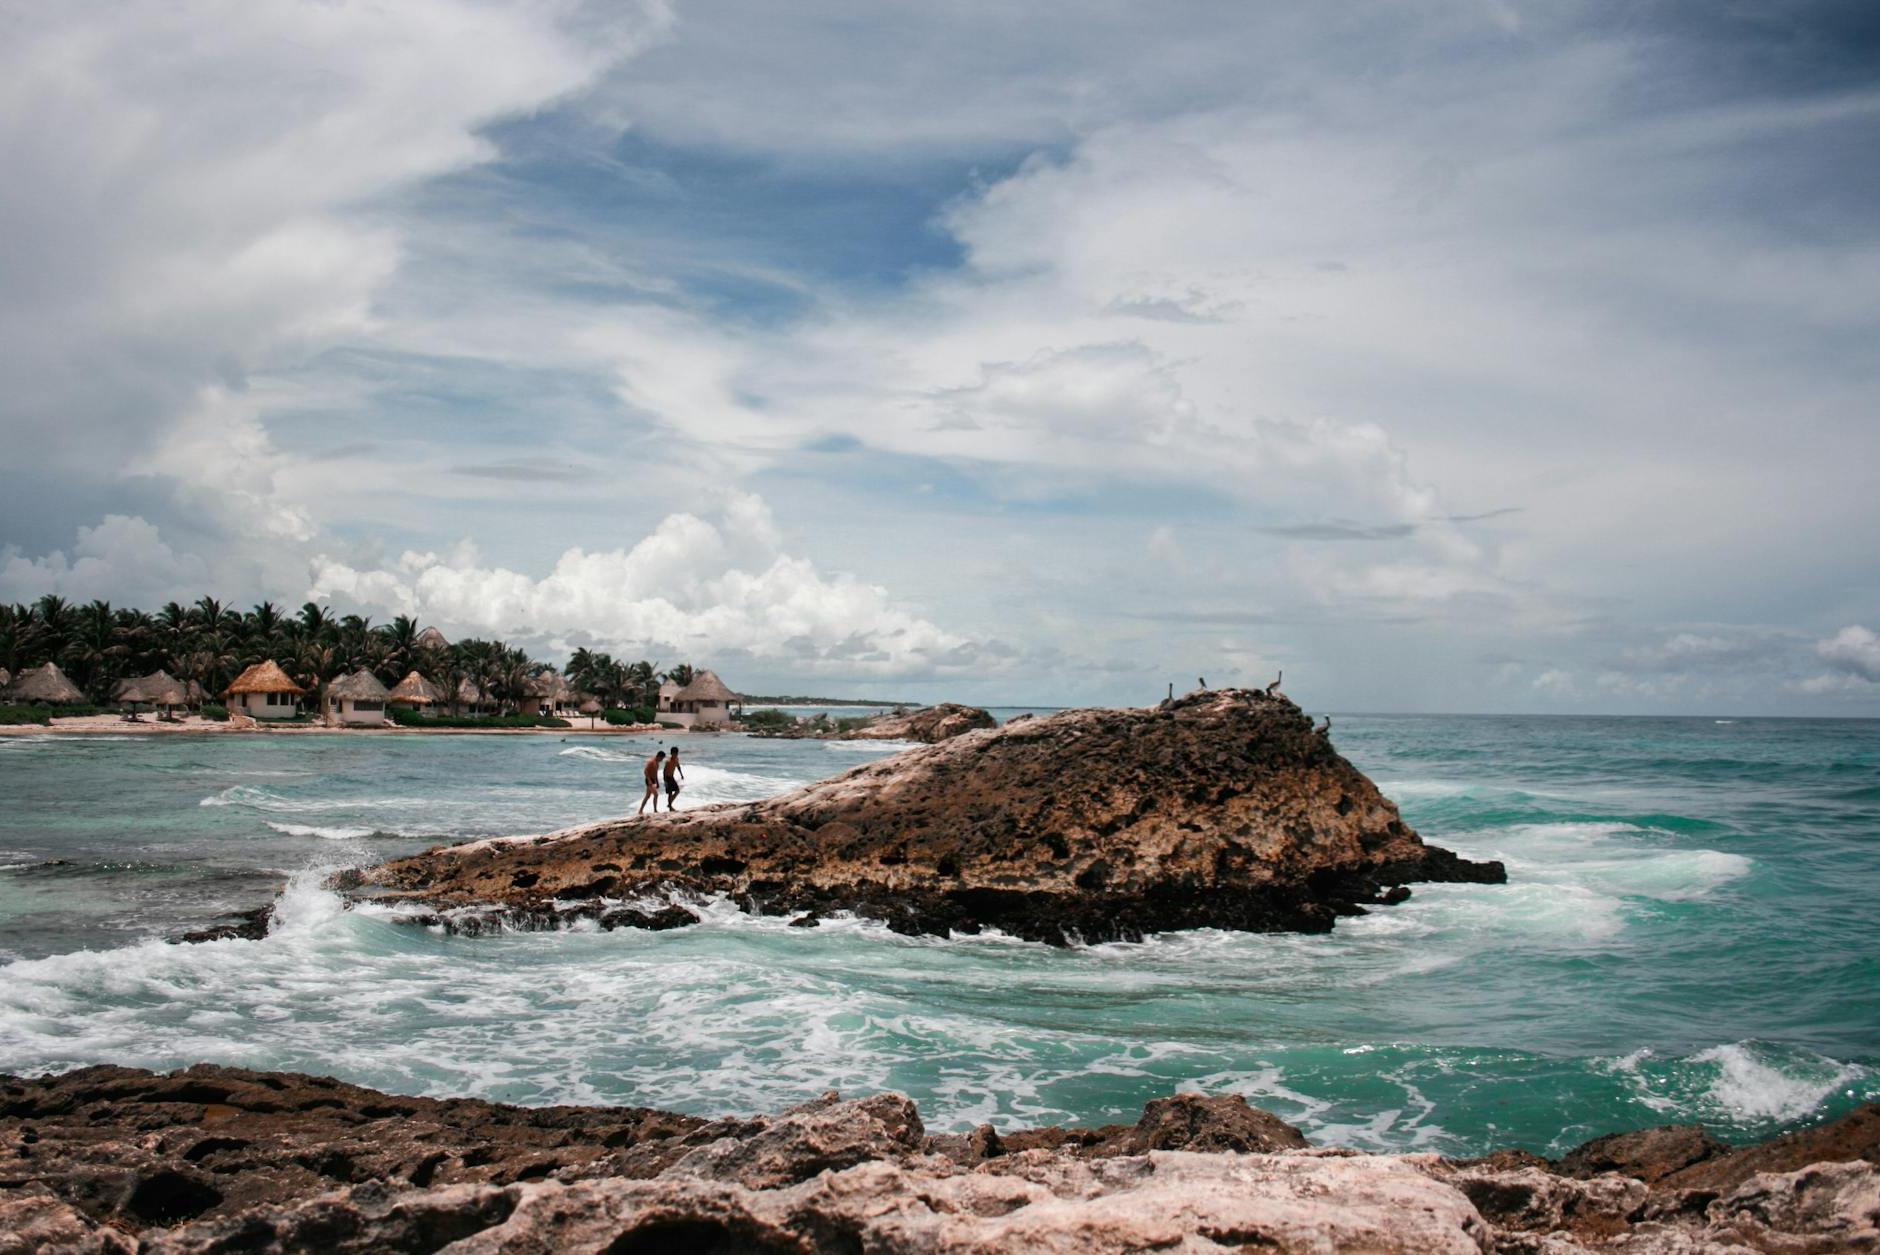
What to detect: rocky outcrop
<box><xmin>349</xmin><ymin>689</ymin><xmax>1504</xmax><ymax>943</ymax></box>
<box><xmin>3</xmin><ymin>1066</ymin><xmax>1875</xmax><ymax>1253</ymax></box>
<box><xmin>842</xmin><ymin>703</ymin><xmax>997</xmax><ymax>743</ymax></box>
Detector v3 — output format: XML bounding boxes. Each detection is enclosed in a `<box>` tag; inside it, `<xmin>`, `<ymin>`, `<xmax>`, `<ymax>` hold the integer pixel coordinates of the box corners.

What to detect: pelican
<box><xmin>1265</xmin><ymin>670</ymin><xmax>1283</xmax><ymax>696</ymax></box>
<box><xmin>1316</xmin><ymin>716</ymin><xmax>1332</xmax><ymax>736</ymax></box>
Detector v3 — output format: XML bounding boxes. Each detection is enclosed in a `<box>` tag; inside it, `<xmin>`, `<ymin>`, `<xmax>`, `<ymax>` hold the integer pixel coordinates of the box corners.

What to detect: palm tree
<box><xmin>382</xmin><ymin>615</ymin><xmax>420</xmax><ymax>676</ymax></box>
<box><xmin>298</xmin><ymin>601</ymin><xmax>335</xmax><ymax>642</ymax></box>
<box><xmin>629</xmin><ymin>660</ymin><xmax>661</xmax><ymax>710</ymax></box>
<box><xmin>247</xmin><ymin>601</ymin><xmax>284</xmax><ymax>644</ymax></box>
<box><xmin>665</xmin><ymin>662</ymin><xmax>695</xmax><ymax>690</ymax></box>
<box><xmin>192</xmin><ymin>596</ymin><xmax>230</xmax><ymax>636</ymax></box>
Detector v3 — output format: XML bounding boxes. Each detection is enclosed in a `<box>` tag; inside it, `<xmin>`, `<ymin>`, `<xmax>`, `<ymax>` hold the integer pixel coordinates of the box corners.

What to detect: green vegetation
<box><xmin>199</xmin><ymin>703</ymin><xmax>228</xmax><ymax>722</ymax></box>
<box><xmin>739</xmin><ymin>708</ymin><xmax>795</xmax><ymax>731</ymax></box>
<box><xmin>389</xmin><ymin>707</ymin><xmax>570</xmax><ymax>730</ymax></box>
<box><xmin>601</xmin><ymin>706</ymin><xmax>656</xmax><ymax>725</ymax></box>
<box><xmin>0</xmin><ymin>703</ymin><xmax>51</xmax><ymax>725</ymax></box>
<box><xmin>0</xmin><ymin>594</ymin><xmax>706</xmax><ymax>726</ymax></box>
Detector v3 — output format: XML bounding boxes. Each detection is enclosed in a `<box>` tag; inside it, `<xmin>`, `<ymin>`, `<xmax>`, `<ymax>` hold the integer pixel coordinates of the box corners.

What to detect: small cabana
<box><xmin>116</xmin><ymin>669</ymin><xmax>190</xmax><ymax>715</ymax></box>
<box><xmin>414</xmin><ymin>626</ymin><xmax>450</xmax><ymax>652</ymax></box>
<box><xmin>667</xmin><ymin>670</ymin><xmax>739</xmax><ymax>728</ymax></box>
<box><xmin>5</xmin><ymin>662</ymin><xmax>86</xmax><ymax>705</ymax></box>
<box><xmin>578</xmin><ymin>696</ymin><xmax>602</xmax><ymax>728</ymax></box>
<box><xmin>656</xmin><ymin>679</ymin><xmax>680</xmax><ymax>717</ymax></box>
<box><xmin>452</xmin><ymin>677</ymin><xmax>495</xmax><ymax>716</ymax></box>
<box><xmin>388</xmin><ymin>671</ymin><xmax>445</xmax><ymax>711</ymax></box>
<box><xmin>524</xmin><ymin>670</ymin><xmax>577</xmax><ymax>717</ymax></box>
<box><xmin>224</xmin><ymin>660</ymin><xmax>306</xmax><ymax>720</ymax></box>
<box><xmin>326</xmin><ymin>669</ymin><xmax>391</xmax><ymax>725</ymax></box>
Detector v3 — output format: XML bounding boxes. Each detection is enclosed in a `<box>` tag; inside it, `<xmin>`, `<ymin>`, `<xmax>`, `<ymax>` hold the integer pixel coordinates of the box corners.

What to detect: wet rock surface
<box><xmin>4</xmin><ymin>1067</ymin><xmax>1875</xmax><ymax>1253</ymax></box>
<box><xmin>353</xmin><ymin>689</ymin><xmax>1505</xmax><ymax>944</ymax></box>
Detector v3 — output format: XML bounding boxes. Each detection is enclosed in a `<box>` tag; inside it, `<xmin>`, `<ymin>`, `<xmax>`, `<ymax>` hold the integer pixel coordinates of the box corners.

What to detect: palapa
<box><xmin>674</xmin><ymin>669</ymin><xmax>738</xmax><ymax>704</ymax></box>
<box><xmin>225</xmin><ymin>660</ymin><xmax>307</xmax><ymax>697</ymax></box>
<box><xmin>454</xmin><ymin>677</ymin><xmax>490</xmax><ymax>707</ymax></box>
<box><xmin>6</xmin><ymin>662</ymin><xmax>86</xmax><ymax>704</ymax></box>
<box><xmin>116</xmin><ymin>669</ymin><xmax>189</xmax><ymax>707</ymax></box>
<box><xmin>325</xmin><ymin>669</ymin><xmax>392</xmax><ymax>701</ymax></box>
<box><xmin>414</xmin><ymin>626</ymin><xmax>450</xmax><ymax>651</ymax></box>
<box><xmin>387</xmin><ymin>671</ymin><xmax>444</xmax><ymax>706</ymax></box>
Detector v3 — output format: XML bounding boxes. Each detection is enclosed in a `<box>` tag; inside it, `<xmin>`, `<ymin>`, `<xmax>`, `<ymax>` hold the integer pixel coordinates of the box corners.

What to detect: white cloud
<box><xmin>1815</xmin><ymin>625</ymin><xmax>1880</xmax><ymax>685</ymax></box>
<box><xmin>0</xmin><ymin>515</ymin><xmax>207</xmax><ymax>606</ymax></box>
<box><xmin>306</xmin><ymin>494</ymin><xmax>992</xmax><ymax>679</ymax></box>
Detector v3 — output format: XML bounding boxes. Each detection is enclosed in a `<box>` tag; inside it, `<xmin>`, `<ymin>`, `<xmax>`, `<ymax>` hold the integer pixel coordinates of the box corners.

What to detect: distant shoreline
<box><xmin>739</xmin><ymin>696</ymin><xmax>917</xmax><ymax>707</ymax></box>
<box><xmin>0</xmin><ymin>715</ymin><xmax>695</xmax><ymax>738</ymax></box>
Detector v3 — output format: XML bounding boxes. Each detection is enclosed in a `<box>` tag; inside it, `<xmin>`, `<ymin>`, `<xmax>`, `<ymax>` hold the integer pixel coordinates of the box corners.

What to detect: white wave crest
<box><xmin>1692</xmin><ymin>1043</ymin><xmax>1868</xmax><ymax>1121</ymax></box>
<box><xmin>264</xmin><ymin>822</ymin><xmax>377</xmax><ymax>841</ymax></box>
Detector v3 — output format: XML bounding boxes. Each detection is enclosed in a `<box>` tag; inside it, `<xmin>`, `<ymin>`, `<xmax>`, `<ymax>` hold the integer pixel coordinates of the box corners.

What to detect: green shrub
<box><xmin>0</xmin><ymin>704</ymin><xmax>51</xmax><ymax>725</ymax></box>
<box><xmin>199</xmin><ymin>703</ymin><xmax>229</xmax><ymax>721</ymax></box>
<box><xmin>602</xmin><ymin>706</ymin><xmax>656</xmax><ymax>725</ymax></box>
<box><xmin>738</xmin><ymin>708</ymin><xmax>795</xmax><ymax>731</ymax></box>
<box><xmin>833</xmin><ymin>715</ymin><xmax>872</xmax><ymax>733</ymax></box>
<box><xmin>656</xmin><ymin>720</ymin><xmax>683</xmax><ymax>730</ymax></box>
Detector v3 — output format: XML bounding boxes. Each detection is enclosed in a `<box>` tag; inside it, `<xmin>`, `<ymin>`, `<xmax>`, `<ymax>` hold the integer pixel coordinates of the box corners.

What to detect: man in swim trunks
<box><xmin>663</xmin><ymin>746</ymin><xmax>684</xmax><ymax>808</ymax></box>
<box><xmin>639</xmin><ymin>749</ymin><xmax>666</xmax><ymax>815</ymax></box>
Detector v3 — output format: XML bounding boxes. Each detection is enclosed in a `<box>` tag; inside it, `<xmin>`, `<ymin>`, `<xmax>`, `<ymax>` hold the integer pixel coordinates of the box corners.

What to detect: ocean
<box><xmin>1</xmin><ymin>712</ymin><xmax>1874</xmax><ymax>1157</ymax></box>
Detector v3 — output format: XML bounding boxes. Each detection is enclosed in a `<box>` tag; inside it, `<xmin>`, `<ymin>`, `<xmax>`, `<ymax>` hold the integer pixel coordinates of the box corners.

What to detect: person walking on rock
<box><xmin>639</xmin><ymin>749</ymin><xmax>666</xmax><ymax>815</ymax></box>
<box><xmin>663</xmin><ymin>746</ymin><xmax>684</xmax><ymax>809</ymax></box>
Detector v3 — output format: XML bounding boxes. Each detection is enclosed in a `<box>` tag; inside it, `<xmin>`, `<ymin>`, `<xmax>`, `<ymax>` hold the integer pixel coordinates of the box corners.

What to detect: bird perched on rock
<box><xmin>1316</xmin><ymin>716</ymin><xmax>1332</xmax><ymax>736</ymax></box>
<box><xmin>1198</xmin><ymin>677</ymin><xmax>1207</xmax><ymax>690</ymax></box>
<box><xmin>1266</xmin><ymin>671</ymin><xmax>1283</xmax><ymax>696</ymax></box>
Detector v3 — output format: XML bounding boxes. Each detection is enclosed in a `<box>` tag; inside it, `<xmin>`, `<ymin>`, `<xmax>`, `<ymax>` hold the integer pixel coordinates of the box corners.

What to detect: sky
<box><xmin>1</xmin><ymin>0</ymin><xmax>1876</xmax><ymax>714</ymax></box>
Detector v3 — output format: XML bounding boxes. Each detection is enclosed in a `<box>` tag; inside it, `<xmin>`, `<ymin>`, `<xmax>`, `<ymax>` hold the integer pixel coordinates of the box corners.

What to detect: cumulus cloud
<box><xmin>0</xmin><ymin>515</ymin><xmax>207</xmax><ymax>605</ymax></box>
<box><xmin>306</xmin><ymin>495</ymin><xmax>994</xmax><ymax>679</ymax></box>
<box><xmin>1814</xmin><ymin>625</ymin><xmax>1880</xmax><ymax>684</ymax></box>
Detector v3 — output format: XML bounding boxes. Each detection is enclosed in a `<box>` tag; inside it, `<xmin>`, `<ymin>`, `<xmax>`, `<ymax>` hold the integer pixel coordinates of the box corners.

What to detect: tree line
<box><xmin>0</xmin><ymin>595</ymin><xmax>696</xmax><ymax>715</ymax></box>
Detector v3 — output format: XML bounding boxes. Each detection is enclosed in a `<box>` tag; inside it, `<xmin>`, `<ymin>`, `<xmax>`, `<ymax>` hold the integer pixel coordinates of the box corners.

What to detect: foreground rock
<box><xmin>3</xmin><ymin>1066</ymin><xmax>1875</xmax><ymax>1253</ymax></box>
<box><xmin>350</xmin><ymin>689</ymin><xmax>1504</xmax><ymax>943</ymax></box>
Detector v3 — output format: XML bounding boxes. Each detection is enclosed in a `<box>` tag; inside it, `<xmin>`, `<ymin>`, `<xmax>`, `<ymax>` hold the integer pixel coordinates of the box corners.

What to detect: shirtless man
<box><xmin>639</xmin><ymin>749</ymin><xmax>666</xmax><ymax>815</ymax></box>
<box><xmin>663</xmin><ymin>746</ymin><xmax>684</xmax><ymax>809</ymax></box>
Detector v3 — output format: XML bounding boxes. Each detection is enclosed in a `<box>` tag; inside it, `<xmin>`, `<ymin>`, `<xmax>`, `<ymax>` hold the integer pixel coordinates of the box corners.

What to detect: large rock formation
<box><xmin>349</xmin><ymin>689</ymin><xmax>1503</xmax><ymax>943</ymax></box>
<box><xmin>3</xmin><ymin>1066</ymin><xmax>1875</xmax><ymax>1253</ymax></box>
<box><xmin>842</xmin><ymin>703</ymin><xmax>997</xmax><ymax>743</ymax></box>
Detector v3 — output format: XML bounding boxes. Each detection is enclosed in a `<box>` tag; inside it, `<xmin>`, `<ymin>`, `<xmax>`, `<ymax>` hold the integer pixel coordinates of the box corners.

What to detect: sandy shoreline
<box><xmin>0</xmin><ymin>714</ymin><xmax>692</xmax><ymax>738</ymax></box>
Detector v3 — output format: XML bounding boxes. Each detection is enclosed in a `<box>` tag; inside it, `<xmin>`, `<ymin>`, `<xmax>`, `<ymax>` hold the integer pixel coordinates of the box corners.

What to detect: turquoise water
<box><xmin>1</xmin><ymin>714</ymin><xmax>1875</xmax><ymax>1155</ymax></box>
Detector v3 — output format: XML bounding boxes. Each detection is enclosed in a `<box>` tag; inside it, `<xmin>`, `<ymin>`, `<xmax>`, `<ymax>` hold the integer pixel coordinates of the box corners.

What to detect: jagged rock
<box><xmin>353</xmin><ymin>690</ymin><xmax>1504</xmax><ymax>944</ymax></box>
<box><xmin>0</xmin><ymin>1064</ymin><xmax>710</xmax><ymax>1232</ymax></box>
<box><xmin>1658</xmin><ymin>1101</ymin><xmax>1880</xmax><ymax>1195</ymax></box>
<box><xmin>1704</xmin><ymin>1160</ymin><xmax>1880</xmax><ymax>1251</ymax></box>
<box><xmin>6</xmin><ymin>1068</ymin><xmax>1878</xmax><ymax>1253</ymax></box>
<box><xmin>0</xmin><ymin>1185</ymin><xmax>134</xmax><ymax>1255</ymax></box>
<box><xmin>174</xmin><ymin>905</ymin><xmax>273</xmax><ymax>944</ymax></box>
<box><xmin>1558</xmin><ymin>1123</ymin><xmax>1731</xmax><ymax>1184</ymax></box>
<box><xmin>842</xmin><ymin>703</ymin><xmax>998</xmax><ymax>743</ymax></box>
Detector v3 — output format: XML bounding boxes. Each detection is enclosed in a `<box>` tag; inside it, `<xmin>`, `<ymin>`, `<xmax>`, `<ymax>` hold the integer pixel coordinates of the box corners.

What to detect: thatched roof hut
<box><xmin>524</xmin><ymin>670</ymin><xmax>574</xmax><ymax>701</ymax></box>
<box><xmin>0</xmin><ymin>668</ymin><xmax>10</xmax><ymax>691</ymax></box>
<box><xmin>6</xmin><ymin>662</ymin><xmax>86</xmax><ymax>704</ymax></box>
<box><xmin>415</xmin><ymin>626</ymin><xmax>450</xmax><ymax>651</ymax></box>
<box><xmin>578</xmin><ymin>697</ymin><xmax>601</xmax><ymax>715</ymax></box>
<box><xmin>116</xmin><ymin>670</ymin><xmax>189</xmax><ymax>707</ymax></box>
<box><xmin>225</xmin><ymin>660</ymin><xmax>306</xmax><ymax>697</ymax></box>
<box><xmin>388</xmin><ymin>671</ymin><xmax>444</xmax><ymax>707</ymax></box>
<box><xmin>674</xmin><ymin>669</ymin><xmax>738</xmax><ymax>704</ymax></box>
<box><xmin>454</xmin><ymin>677</ymin><xmax>490</xmax><ymax>707</ymax></box>
<box><xmin>326</xmin><ymin>669</ymin><xmax>391</xmax><ymax>702</ymax></box>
